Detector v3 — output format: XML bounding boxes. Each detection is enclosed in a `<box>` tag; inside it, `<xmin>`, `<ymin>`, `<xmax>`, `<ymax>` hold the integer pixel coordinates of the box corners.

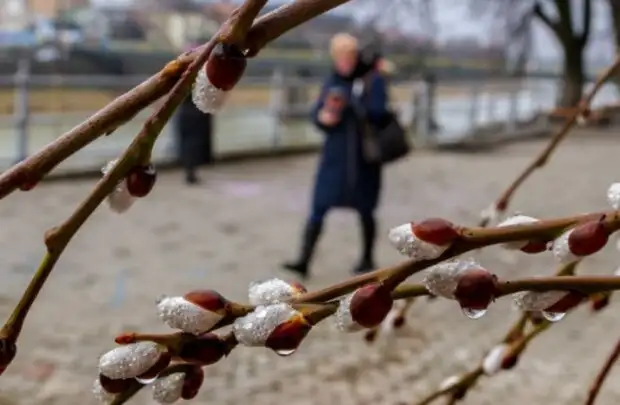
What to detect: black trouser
<box><xmin>174</xmin><ymin>109</ymin><xmax>213</xmax><ymax>177</ymax></box>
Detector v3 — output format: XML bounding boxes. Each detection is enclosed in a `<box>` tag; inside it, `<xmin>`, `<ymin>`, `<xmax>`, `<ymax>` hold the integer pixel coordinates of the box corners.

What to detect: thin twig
<box><xmin>584</xmin><ymin>337</ymin><xmax>620</xmax><ymax>405</ymax></box>
<box><xmin>0</xmin><ymin>0</ymin><xmax>352</xmax><ymax>201</ymax></box>
<box><xmin>479</xmin><ymin>55</ymin><xmax>620</xmax><ymax>226</ymax></box>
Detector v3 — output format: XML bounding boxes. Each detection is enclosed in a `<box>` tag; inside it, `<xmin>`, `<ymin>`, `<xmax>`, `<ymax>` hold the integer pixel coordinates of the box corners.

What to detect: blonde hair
<box><xmin>329</xmin><ymin>33</ymin><xmax>358</xmax><ymax>59</ymax></box>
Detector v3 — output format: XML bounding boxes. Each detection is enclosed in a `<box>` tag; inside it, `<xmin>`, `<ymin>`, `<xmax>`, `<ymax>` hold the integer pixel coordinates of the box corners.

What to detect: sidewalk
<box><xmin>0</xmin><ymin>131</ymin><xmax>619</xmax><ymax>405</ymax></box>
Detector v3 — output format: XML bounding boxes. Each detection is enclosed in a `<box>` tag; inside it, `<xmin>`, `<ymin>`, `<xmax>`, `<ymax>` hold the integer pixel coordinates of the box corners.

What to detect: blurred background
<box><xmin>2</xmin><ymin>1</ymin><xmax>620</xmax><ymax>405</ymax></box>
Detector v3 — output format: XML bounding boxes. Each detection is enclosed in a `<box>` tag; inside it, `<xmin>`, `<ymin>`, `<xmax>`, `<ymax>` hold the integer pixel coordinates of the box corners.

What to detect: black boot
<box><xmin>353</xmin><ymin>215</ymin><xmax>376</xmax><ymax>275</ymax></box>
<box><xmin>282</xmin><ymin>222</ymin><xmax>322</xmax><ymax>280</ymax></box>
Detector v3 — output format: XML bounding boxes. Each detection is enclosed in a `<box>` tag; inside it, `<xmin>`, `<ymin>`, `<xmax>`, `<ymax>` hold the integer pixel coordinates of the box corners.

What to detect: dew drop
<box><xmin>541</xmin><ymin>311</ymin><xmax>566</xmax><ymax>322</ymax></box>
<box><xmin>274</xmin><ymin>348</ymin><xmax>296</xmax><ymax>357</ymax></box>
<box><xmin>461</xmin><ymin>307</ymin><xmax>487</xmax><ymax>319</ymax></box>
<box><xmin>135</xmin><ymin>376</ymin><xmax>158</xmax><ymax>385</ymax></box>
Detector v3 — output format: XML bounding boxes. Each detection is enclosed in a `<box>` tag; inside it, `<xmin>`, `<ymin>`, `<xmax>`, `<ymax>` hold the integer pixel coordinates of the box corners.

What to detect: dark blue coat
<box><xmin>310</xmin><ymin>71</ymin><xmax>388</xmax><ymax>215</ymax></box>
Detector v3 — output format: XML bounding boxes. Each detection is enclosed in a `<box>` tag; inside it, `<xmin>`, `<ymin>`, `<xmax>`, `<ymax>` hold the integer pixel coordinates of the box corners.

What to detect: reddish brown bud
<box><xmin>98</xmin><ymin>374</ymin><xmax>133</xmax><ymax>393</ymax></box>
<box><xmin>501</xmin><ymin>351</ymin><xmax>519</xmax><ymax>370</ymax></box>
<box><xmin>206</xmin><ymin>43</ymin><xmax>247</xmax><ymax>91</ymax></box>
<box><xmin>520</xmin><ymin>240</ymin><xmax>548</xmax><ymax>254</ymax></box>
<box><xmin>364</xmin><ymin>329</ymin><xmax>377</xmax><ymax>343</ymax></box>
<box><xmin>137</xmin><ymin>350</ymin><xmax>171</xmax><ymax>380</ymax></box>
<box><xmin>393</xmin><ymin>315</ymin><xmax>406</xmax><ymax>329</ymax></box>
<box><xmin>349</xmin><ymin>283</ymin><xmax>394</xmax><ymax>328</ymax></box>
<box><xmin>125</xmin><ymin>164</ymin><xmax>157</xmax><ymax>198</ymax></box>
<box><xmin>114</xmin><ymin>332</ymin><xmax>137</xmax><ymax>345</ymax></box>
<box><xmin>0</xmin><ymin>339</ymin><xmax>16</xmax><ymax>376</ymax></box>
<box><xmin>178</xmin><ymin>333</ymin><xmax>229</xmax><ymax>365</ymax></box>
<box><xmin>412</xmin><ymin>218</ymin><xmax>459</xmax><ymax>246</ymax></box>
<box><xmin>181</xmin><ymin>366</ymin><xmax>205</xmax><ymax>400</ymax></box>
<box><xmin>183</xmin><ymin>290</ymin><xmax>229</xmax><ymax>313</ymax></box>
<box><xmin>17</xmin><ymin>171</ymin><xmax>40</xmax><ymax>191</ymax></box>
<box><xmin>454</xmin><ymin>269</ymin><xmax>498</xmax><ymax>312</ymax></box>
<box><xmin>568</xmin><ymin>221</ymin><xmax>609</xmax><ymax>257</ymax></box>
<box><xmin>265</xmin><ymin>314</ymin><xmax>312</xmax><ymax>354</ymax></box>
<box><xmin>590</xmin><ymin>292</ymin><xmax>611</xmax><ymax>312</ymax></box>
<box><xmin>543</xmin><ymin>291</ymin><xmax>584</xmax><ymax>313</ymax></box>
<box><xmin>288</xmin><ymin>281</ymin><xmax>308</xmax><ymax>294</ymax></box>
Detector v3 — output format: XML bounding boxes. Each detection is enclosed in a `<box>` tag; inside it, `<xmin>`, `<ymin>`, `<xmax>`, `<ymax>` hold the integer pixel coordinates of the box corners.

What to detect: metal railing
<box><xmin>0</xmin><ymin>70</ymin><xmax>614</xmax><ymax>175</ymax></box>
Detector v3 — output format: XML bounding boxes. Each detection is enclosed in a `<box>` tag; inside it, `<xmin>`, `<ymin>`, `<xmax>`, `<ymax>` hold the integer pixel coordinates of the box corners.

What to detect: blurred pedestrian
<box><xmin>282</xmin><ymin>33</ymin><xmax>391</xmax><ymax>279</ymax></box>
<box><xmin>174</xmin><ymin>43</ymin><xmax>214</xmax><ymax>185</ymax></box>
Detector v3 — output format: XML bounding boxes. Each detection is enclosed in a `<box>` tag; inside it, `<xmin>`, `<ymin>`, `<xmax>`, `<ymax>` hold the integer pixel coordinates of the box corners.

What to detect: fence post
<box><xmin>269</xmin><ymin>68</ymin><xmax>284</xmax><ymax>149</ymax></box>
<box><xmin>468</xmin><ymin>84</ymin><xmax>480</xmax><ymax>130</ymax></box>
<box><xmin>14</xmin><ymin>53</ymin><xmax>31</xmax><ymax>163</ymax></box>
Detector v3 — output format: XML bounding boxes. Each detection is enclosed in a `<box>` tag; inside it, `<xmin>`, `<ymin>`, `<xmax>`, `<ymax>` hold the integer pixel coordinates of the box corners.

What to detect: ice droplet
<box><xmin>274</xmin><ymin>348</ymin><xmax>296</xmax><ymax>357</ymax></box>
<box><xmin>136</xmin><ymin>376</ymin><xmax>158</xmax><ymax>385</ymax></box>
<box><xmin>461</xmin><ymin>307</ymin><xmax>487</xmax><ymax>319</ymax></box>
<box><xmin>541</xmin><ymin>311</ymin><xmax>566</xmax><ymax>322</ymax></box>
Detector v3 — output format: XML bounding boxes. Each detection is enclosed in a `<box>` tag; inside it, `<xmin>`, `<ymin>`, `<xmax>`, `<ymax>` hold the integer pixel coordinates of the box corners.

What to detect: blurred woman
<box><xmin>282</xmin><ymin>33</ymin><xmax>390</xmax><ymax>279</ymax></box>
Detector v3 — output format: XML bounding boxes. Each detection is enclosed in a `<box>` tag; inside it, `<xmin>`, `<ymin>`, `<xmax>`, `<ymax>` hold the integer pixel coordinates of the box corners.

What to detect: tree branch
<box><xmin>479</xmin><ymin>55</ymin><xmax>620</xmax><ymax>226</ymax></box>
<box><xmin>0</xmin><ymin>0</ymin><xmax>352</xmax><ymax>201</ymax></box>
<box><xmin>584</xmin><ymin>337</ymin><xmax>620</xmax><ymax>405</ymax></box>
<box><xmin>579</xmin><ymin>0</ymin><xmax>593</xmax><ymax>45</ymax></box>
<box><xmin>532</xmin><ymin>1</ymin><xmax>562</xmax><ymax>37</ymax></box>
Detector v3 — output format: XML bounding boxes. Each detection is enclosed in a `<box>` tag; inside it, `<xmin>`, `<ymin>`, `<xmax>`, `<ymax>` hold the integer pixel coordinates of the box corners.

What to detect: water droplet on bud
<box><xmin>461</xmin><ymin>307</ymin><xmax>487</xmax><ymax>319</ymax></box>
<box><xmin>136</xmin><ymin>375</ymin><xmax>158</xmax><ymax>384</ymax></box>
<box><xmin>541</xmin><ymin>311</ymin><xmax>566</xmax><ymax>322</ymax></box>
<box><xmin>274</xmin><ymin>348</ymin><xmax>296</xmax><ymax>357</ymax></box>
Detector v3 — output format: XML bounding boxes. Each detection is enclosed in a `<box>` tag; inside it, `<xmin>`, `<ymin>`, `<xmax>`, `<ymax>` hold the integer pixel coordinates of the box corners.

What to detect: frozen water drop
<box><xmin>136</xmin><ymin>376</ymin><xmax>158</xmax><ymax>385</ymax></box>
<box><xmin>541</xmin><ymin>311</ymin><xmax>566</xmax><ymax>322</ymax></box>
<box><xmin>461</xmin><ymin>307</ymin><xmax>487</xmax><ymax>319</ymax></box>
<box><xmin>274</xmin><ymin>348</ymin><xmax>296</xmax><ymax>357</ymax></box>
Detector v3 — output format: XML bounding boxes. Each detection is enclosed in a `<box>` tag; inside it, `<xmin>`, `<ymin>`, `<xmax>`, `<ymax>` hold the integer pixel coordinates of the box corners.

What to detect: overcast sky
<box><xmin>89</xmin><ymin>0</ymin><xmax>616</xmax><ymax>67</ymax></box>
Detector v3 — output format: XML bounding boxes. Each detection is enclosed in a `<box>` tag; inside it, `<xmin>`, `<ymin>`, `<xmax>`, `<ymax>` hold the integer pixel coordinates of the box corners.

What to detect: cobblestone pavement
<box><xmin>1</xmin><ymin>130</ymin><xmax>620</xmax><ymax>405</ymax></box>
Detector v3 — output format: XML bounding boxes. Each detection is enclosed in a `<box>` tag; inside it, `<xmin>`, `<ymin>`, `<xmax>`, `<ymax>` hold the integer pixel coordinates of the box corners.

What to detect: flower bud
<box><xmin>0</xmin><ymin>338</ymin><xmax>16</xmax><ymax>376</ymax></box>
<box><xmin>181</xmin><ymin>366</ymin><xmax>204</xmax><ymax>400</ymax></box>
<box><xmin>482</xmin><ymin>343</ymin><xmax>509</xmax><ymax>375</ymax></box>
<box><xmin>590</xmin><ymin>292</ymin><xmax>611</xmax><ymax>312</ymax></box>
<box><xmin>264</xmin><ymin>314</ymin><xmax>312</xmax><ymax>355</ymax></box>
<box><xmin>513</xmin><ymin>290</ymin><xmax>570</xmax><ymax>321</ymax></box>
<box><xmin>156</xmin><ymin>290</ymin><xmax>229</xmax><ymax>335</ymax></box>
<box><xmin>153</xmin><ymin>372</ymin><xmax>184</xmax><ymax>404</ymax></box>
<box><xmin>567</xmin><ymin>221</ymin><xmax>609</xmax><ymax>257</ymax></box>
<box><xmin>497</xmin><ymin>215</ymin><xmax>538</xmax><ymax>247</ymax></box>
<box><xmin>232</xmin><ymin>303</ymin><xmax>310</xmax><ymax>355</ymax></box>
<box><xmin>497</xmin><ymin>215</ymin><xmax>547</xmax><ymax>253</ymax></box>
<box><xmin>98</xmin><ymin>374</ymin><xmax>133</xmax><ymax>394</ymax></box>
<box><xmin>348</xmin><ymin>283</ymin><xmax>394</xmax><ymax>328</ymax></box>
<box><xmin>99</xmin><ymin>342</ymin><xmax>166</xmax><ymax>380</ymax></box>
<box><xmin>178</xmin><ymin>333</ymin><xmax>229</xmax><ymax>365</ymax></box>
<box><xmin>553</xmin><ymin>222</ymin><xmax>609</xmax><ymax>263</ymax></box>
<box><xmin>93</xmin><ymin>378</ymin><xmax>117</xmax><ymax>404</ymax></box>
<box><xmin>192</xmin><ymin>43</ymin><xmax>247</xmax><ymax>114</ymax></box>
<box><xmin>393</xmin><ymin>315</ymin><xmax>406</xmax><ymax>328</ymax></box>
<box><xmin>137</xmin><ymin>350</ymin><xmax>172</xmax><ymax>380</ymax></box>
<box><xmin>543</xmin><ymin>291</ymin><xmax>584</xmax><ymax>313</ymax></box>
<box><xmin>102</xmin><ymin>159</ymin><xmax>135</xmax><ymax>214</ymax></box>
<box><xmin>334</xmin><ymin>293</ymin><xmax>364</xmax><ymax>333</ymax></box>
<box><xmin>422</xmin><ymin>259</ymin><xmax>488</xmax><ymax>303</ymax></box>
<box><xmin>247</xmin><ymin>278</ymin><xmax>306</xmax><ymax>306</ymax></box>
<box><xmin>607</xmin><ymin>182</ymin><xmax>620</xmax><ymax>209</ymax></box>
<box><xmin>126</xmin><ymin>164</ymin><xmax>157</xmax><ymax>198</ymax></box>
<box><xmin>454</xmin><ymin>268</ymin><xmax>498</xmax><ymax>318</ymax></box>
<box><xmin>388</xmin><ymin>218</ymin><xmax>458</xmax><ymax>260</ymax></box>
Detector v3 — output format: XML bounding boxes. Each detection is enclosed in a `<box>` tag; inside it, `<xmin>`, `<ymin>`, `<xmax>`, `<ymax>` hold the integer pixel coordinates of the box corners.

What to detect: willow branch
<box><xmin>293</xmin><ymin>209</ymin><xmax>620</xmax><ymax>304</ymax></box>
<box><xmin>0</xmin><ymin>31</ymin><xmax>219</xmax><ymax>361</ymax></box>
<box><xmin>0</xmin><ymin>0</ymin><xmax>351</xmax><ymax>201</ymax></box>
<box><xmin>584</xmin><ymin>337</ymin><xmax>620</xmax><ymax>405</ymax></box>
<box><xmin>478</xmin><ymin>55</ymin><xmax>620</xmax><ymax>226</ymax></box>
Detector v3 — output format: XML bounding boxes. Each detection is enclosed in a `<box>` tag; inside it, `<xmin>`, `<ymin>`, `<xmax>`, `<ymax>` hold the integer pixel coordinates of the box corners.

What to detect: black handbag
<box><xmin>356</xmin><ymin>77</ymin><xmax>411</xmax><ymax>164</ymax></box>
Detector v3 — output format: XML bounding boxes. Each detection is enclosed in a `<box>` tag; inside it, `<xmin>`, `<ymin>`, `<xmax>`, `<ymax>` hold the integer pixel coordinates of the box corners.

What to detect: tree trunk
<box><xmin>608</xmin><ymin>0</ymin><xmax>620</xmax><ymax>87</ymax></box>
<box><xmin>558</xmin><ymin>41</ymin><xmax>585</xmax><ymax>108</ymax></box>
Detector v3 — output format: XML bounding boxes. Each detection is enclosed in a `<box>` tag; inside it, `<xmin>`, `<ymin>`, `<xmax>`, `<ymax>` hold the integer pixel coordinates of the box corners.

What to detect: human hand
<box><xmin>318</xmin><ymin>108</ymin><xmax>340</xmax><ymax>126</ymax></box>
